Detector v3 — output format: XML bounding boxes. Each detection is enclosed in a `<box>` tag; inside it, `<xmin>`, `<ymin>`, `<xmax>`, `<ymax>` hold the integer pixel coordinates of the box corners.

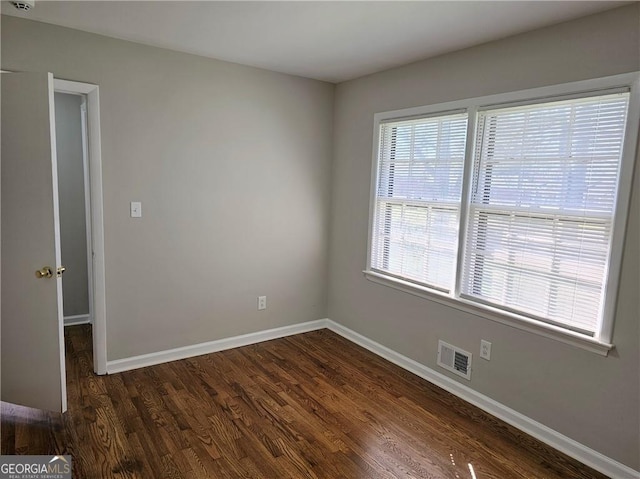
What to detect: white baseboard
<box><xmin>325</xmin><ymin>319</ymin><xmax>639</xmax><ymax>479</ymax></box>
<box><xmin>103</xmin><ymin>316</ymin><xmax>638</xmax><ymax>478</ymax></box>
<box><xmin>106</xmin><ymin>319</ymin><xmax>328</xmax><ymax>374</ymax></box>
<box><xmin>64</xmin><ymin>314</ymin><xmax>91</xmax><ymax>326</ymax></box>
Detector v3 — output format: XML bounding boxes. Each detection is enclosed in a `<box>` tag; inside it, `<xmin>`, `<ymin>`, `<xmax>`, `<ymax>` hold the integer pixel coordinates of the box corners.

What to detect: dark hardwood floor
<box><xmin>1</xmin><ymin>324</ymin><xmax>608</xmax><ymax>478</ymax></box>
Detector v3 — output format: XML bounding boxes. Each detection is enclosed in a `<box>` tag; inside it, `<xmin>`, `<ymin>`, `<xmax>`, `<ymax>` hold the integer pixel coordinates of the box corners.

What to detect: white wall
<box><xmin>55</xmin><ymin>92</ymin><xmax>90</xmax><ymax>318</ymax></box>
<box><xmin>328</xmin><ymin>5</ymin><xmax>640</xmax><ymax>470</ymax></box>
<box><xmin>1</xmin><ymin>15</ymin><xmax>334</xmax><ymax>360</ymax></box>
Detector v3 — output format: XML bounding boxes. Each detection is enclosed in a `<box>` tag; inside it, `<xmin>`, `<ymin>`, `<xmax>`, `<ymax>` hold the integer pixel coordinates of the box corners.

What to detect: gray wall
<box><xmin>55</xmin><ymin>92</ymin><xmax>90</xmax><ymax>318</ymax></box>
<box><xmin>328</xmin><ymin>5</ymin><xmax>640</xmax><ymax>470</ymax></box>
<box><xmin>1</xmin><ymin>15</ymin><xmax>334</xmax><ymax>360</ymax></box>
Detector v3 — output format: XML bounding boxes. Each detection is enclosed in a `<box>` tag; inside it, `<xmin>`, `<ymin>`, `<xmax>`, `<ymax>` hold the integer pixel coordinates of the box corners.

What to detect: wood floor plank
<box><xmin>1</xmin><ymin>325</ymin><xmax>611</xmax><ymax>478</ymax></box>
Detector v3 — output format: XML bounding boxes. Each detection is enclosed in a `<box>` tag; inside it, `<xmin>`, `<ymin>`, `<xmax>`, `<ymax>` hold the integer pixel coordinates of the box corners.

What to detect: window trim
<box><xmin>365</xmin><ymin>72</ymin><xmax>640</xmax><ymax>355</ymax></box>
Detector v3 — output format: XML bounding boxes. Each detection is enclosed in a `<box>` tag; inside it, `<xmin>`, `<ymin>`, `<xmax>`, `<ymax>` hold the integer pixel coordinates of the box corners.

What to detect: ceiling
<box><xmin>1</xmin><ymin>1</ymin><xmax>630</xmax><ymax>83</ymax></box>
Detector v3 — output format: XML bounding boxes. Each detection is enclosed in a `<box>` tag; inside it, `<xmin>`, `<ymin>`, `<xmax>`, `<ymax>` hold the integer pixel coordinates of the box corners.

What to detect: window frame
<box><xmin>365</xmin><ymin>73</ymin><xmax>640</xmax><ymax>355</ymax></box>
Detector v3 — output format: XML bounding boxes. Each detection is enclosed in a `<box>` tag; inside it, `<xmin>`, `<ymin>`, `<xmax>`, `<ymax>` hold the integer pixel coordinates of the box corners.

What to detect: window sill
<box><xmin>363</xmin><ymin>270</ymin><xmax>614</xmax><ymax>356</ymax></box>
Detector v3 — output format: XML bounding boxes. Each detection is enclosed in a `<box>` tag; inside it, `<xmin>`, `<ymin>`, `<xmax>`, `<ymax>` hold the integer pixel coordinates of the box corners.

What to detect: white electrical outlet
<box><xmin>480</xmin><ymin>340</ymin><xmax>491</xmax><ymax>361</ymax></box>
<box><xmin>257</xmin><ymin>296</ymin><xmax>267</xmax><ymax>311</ymax></box>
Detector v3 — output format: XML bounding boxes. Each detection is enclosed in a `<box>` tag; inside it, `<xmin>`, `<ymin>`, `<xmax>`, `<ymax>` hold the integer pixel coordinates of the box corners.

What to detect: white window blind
<box><xmin>371</xmin><ymin>112</ymin><xmax>468</xmax><ymax>291</ymax></box>
<box><xmin>461</xmin><ymin>93</ymin><xmax>630</xmax><ymax>334</ymax></box>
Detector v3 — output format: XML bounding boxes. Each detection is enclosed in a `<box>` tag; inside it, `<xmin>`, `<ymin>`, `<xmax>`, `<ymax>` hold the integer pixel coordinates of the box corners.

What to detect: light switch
<box><xmin>130</xmin><ymin>201</ymin><xmax>142</xmax><ymax>218</ymax></box>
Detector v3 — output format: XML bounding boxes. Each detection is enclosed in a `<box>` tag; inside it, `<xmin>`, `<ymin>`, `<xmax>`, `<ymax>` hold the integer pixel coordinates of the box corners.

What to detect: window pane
<box><xmin>463</xmin><ymin>209</ymin><xmax>610</xmax><ymax>332</ymax></box>
<box><xmin>372</xmin><ymin>202</ymin><xmax>459</xmax><ymax>288</ymax></box>
<box><xmin>473</xmin><ymin>95</ymin><xmax>628</xmax><ymax>213</ymax></box>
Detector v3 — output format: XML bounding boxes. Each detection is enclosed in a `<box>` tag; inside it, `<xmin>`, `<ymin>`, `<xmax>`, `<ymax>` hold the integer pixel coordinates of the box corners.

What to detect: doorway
<box><xmin>54</xmin><ymin>78</ymin><xmax>107</xmax><ymax>376</ymax></box>
<box><xmin>54</xmin><ymin>92</ymin><xmax>92</xmax><ymax>328</ymax></box>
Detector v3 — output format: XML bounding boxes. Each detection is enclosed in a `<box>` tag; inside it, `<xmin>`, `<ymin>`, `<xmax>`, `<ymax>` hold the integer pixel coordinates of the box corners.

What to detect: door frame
<box><xmin>54</xmin><ymin>78</ymin><xmax>107</xmax><ymax>375</ymax></box>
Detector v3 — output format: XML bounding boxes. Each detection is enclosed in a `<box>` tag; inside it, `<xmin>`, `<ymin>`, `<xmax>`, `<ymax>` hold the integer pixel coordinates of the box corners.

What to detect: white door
<box><xmin>1</xmin><ymin>72</ymin><xmax>67</xmax><ymax>412</ymax></box>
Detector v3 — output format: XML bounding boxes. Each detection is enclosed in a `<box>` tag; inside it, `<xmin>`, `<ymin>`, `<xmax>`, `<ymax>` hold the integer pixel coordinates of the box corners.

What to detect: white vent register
<box><xmin>437</xmin><ymin>340</ymin><xmax>472</xmax><ymax>380</ymax></box>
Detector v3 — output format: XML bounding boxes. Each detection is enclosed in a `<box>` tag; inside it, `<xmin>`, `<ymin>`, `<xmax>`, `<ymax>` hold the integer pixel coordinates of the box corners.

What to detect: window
<box><xmin>366</xmin><ymin>75</ymin><xmax>639</xmax><ymax>352</ymax></box>
<box><xmin>371</xmin><ymin>112</ymin><xmax>467</xmax><ymax>291</ymax></box>
<box><xmin>462</xmin><ymin>94</ymin><xmax>629</xmax><ymax>335</ymax></box>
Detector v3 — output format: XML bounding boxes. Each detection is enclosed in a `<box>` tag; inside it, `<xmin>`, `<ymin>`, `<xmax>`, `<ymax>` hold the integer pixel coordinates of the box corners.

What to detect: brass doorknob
<box><xmin>56</xmin><ymin>266</ymin><xmax>66</xmax><ymax>277</ymax></box>
<box><xmin>35</xmin><ymin>266</ymin><xmax>53</xmax><ymax>279</ymax></box>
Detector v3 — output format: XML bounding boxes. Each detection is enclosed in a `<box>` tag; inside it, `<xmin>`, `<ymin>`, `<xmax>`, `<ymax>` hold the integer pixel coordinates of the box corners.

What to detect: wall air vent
<box><xmin>437</xmin><ymin>340</ymin><xmax>472</xmax><ymax>380</ymax></box>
